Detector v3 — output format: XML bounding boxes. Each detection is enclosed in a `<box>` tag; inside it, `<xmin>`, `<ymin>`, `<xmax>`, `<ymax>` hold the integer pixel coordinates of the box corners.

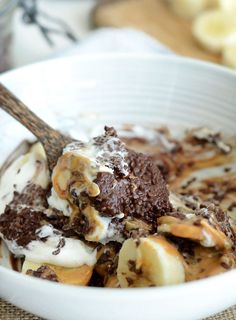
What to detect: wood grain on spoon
<box><xmin>0</xmin><ymin>83</ymin><xmax>73</xmax><ymax>170</ymax></box>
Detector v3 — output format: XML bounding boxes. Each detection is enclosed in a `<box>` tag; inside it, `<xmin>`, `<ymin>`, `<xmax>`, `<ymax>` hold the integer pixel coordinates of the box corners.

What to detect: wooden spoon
<box><xmin>0</xmin><ymin>83</ymin><xmax>73</xmax><ymax>170</ymax></box>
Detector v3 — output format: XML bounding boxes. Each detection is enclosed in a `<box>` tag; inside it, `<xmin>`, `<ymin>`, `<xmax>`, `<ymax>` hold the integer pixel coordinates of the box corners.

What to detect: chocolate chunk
<box><xmin>104</xmin><ymin>126</ymin><xmax>118</xmax><ymax>137</ymax></box>
<box><xmin>26</xmin><ymin>266</ymin><xmax>58</xmax><ymax>282</ymax></box>
<box><xmin>91</xmin><ymin>150</ymin><xmax>171</xmax><ymax>225</ymax></box>
<box><xmin>0</xmin><ymin>205</ymin><xmax>42</xmax><ymax>247</ymax></box>
<box><xmin>95</xmin><ymin>243</ymin><xmax>120</xmax><ymax>277</ymax></box>
<box><xmin>46</xmin><ymin>209</ymin><xmax>70</xmax><ymax>231</ymax></box>
<box><xmin>65</xmin><ymin>214</ymin><xmax>91</xmax><ymax>236</ymax></box>
<box><xmin>52</xmin><ymin>238</ymin><xmax>65</xmax><ymax>255</ymax></box>
<box><xmin>11</xmin><ymin>184</ymin><xmax>48</xmax><ymax>208</ymax></box>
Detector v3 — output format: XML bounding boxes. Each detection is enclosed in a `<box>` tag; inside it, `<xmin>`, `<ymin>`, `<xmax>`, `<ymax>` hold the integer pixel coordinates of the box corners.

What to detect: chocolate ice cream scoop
<box><xmin>52</xmin><ymin>127</ymin><xmax>171</xmax><ymax>230</ymax></box>
<box><xmin>93</xmin><ymin>149</ymin><xmax>170</xmax><ymax>222</ymax></box>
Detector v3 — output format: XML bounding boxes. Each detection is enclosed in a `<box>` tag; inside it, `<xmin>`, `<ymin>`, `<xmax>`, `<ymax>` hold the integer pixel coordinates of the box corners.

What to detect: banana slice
<box><xmin>117</xmin><ymin>236</ymin><xmax>185</xmax><ymax>288</ymax></box>
<box><xmin>167</xmin><ymin>0</ymin><xmax>218</xmax><ymax>19</ymax></box>
<box><xmin>22</xmin><ymin>260</ymin><xmax>93</xmax><ymax>286</ymax></box>
<box><xmin>193</xmin><ymin>9</ymin><xmax>236</xmax><ymax>53</ymax></box>
<box><xmin>158</xmin><ymin>216</ymin><xmax>232</xmax><ymax>250</ymax></box>
<box><xmin>223</xmin><ymin>44</ymin><xmax>236</xmax><ymax>69</ymax></box>
<box><xmin>219</xmin><ymin>0</ymin><xmax>236</xmax><ymax>12</ymax></box>
<box><xmin>0</xmin><ymin>142</ymin><xmax>50</xmax><ymax>214</ymax></box>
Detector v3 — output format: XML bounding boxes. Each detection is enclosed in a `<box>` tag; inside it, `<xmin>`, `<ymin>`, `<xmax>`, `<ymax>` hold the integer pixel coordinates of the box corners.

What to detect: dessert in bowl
<box><xmin>0</xmin><ymin>54</ymin><xmax>236</xmax><ymax>320</ymax></box>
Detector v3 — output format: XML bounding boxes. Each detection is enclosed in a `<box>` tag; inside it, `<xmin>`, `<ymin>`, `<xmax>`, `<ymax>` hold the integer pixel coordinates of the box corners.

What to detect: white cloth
<box><xmin>57</xmin><ymin>28</ymin><xmax>172</xmax><ymax>57</ymax></box>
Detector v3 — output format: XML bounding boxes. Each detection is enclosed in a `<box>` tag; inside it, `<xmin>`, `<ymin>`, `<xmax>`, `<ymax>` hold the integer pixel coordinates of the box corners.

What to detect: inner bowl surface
<box><xmin>0</xmin><ymin>54</ymin><xmax>236</xmax><ymax>320</ymax></box>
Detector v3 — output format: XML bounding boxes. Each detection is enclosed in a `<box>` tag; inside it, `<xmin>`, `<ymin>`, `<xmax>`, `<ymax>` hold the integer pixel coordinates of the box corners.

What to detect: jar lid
<box><xmin>0</xmin><ymin>0</ymin><xmax>18</xmax><ymax>16</ymax></box>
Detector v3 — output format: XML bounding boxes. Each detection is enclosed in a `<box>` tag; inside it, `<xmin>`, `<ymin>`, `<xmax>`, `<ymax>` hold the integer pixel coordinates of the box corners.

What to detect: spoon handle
<box><xmin>0</xmin><ymin>83</ymin><xmax>59</xmax><ymax>141</ymax></box>
<box><xmin>0</xmin><ymin>83</ymin><xmax>72</xmax><ymax>170</ymax></box>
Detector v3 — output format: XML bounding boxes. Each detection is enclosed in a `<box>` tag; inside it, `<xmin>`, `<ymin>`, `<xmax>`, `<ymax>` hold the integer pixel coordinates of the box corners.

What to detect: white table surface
<box><xmin>12</xmin><ymin>0</ymin><xmax>95</xmax><ymax>68</ymax></box>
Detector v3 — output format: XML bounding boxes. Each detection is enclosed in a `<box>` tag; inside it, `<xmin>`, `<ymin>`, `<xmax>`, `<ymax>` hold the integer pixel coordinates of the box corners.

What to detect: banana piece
<box><xmin>167</xmin><ymin>0</ymin><xmax>218</xmax><ymax>19</ymax></box>
<box><xmin>223</xmin><ymin>44</ymin><xmax>236</xmax><ymax>69</ymax></box>
<box><xmin>219</xmin><ymin>0</ymin><xmax>236</xmax><ymax>12</ymax></box>
<box><xmin>22</xmin><ymin>260</ymin><xmax>93</xmax><ymax>286</ymax></box>
<box><xmin>29</xmin><ymin>142</ymin><xmax>50</xmax><ymax>187</ymax></box>
<box><xmin>193</xmin><ymin>9</ymin><xmax>236</xmax><ymax>53</ymax></box>
<box><xmin>117</xmin><ymin>236</ymin><xmax>185</xmax><ymax>288</ymax></box>
<box><xmin>158</xmin><ymin>216</ymin><xmax>232</xmax><ymax>250</ymax></box>
<box><xmin>0</xmin><ymin>142</ymin><xmax>50</xmax><ymax>214</ymax></box>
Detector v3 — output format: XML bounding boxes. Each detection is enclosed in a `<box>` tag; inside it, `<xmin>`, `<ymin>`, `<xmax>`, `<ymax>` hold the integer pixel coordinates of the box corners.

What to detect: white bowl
<box><xmin>0</xmin><ymin>54</ymin><xmax>236</xmax><ymax>320</ymax></box>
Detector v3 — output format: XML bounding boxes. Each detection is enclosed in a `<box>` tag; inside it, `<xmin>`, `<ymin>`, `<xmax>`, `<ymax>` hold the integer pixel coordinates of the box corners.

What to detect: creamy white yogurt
<box><xmin>47</xmin><ymin>188</ymin><xmax>72</xmax><ymax>217</ymax></box>
<box><xmin>64</xmin><ymin>134</ymin><xmax>129</xmax><ymax>177</ymax></box>
<box><xmin>4</xmin><ymin>225</ymin><xmax>97</xmax><ymax>268</ymax></box>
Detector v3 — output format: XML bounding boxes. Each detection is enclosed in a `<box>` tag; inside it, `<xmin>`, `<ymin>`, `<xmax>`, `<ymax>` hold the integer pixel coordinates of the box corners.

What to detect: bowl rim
<box><xmin>0</xmin><ymin>53</ymin><xmax>236</xmax><ymax>298</ymax></box>
<box><xmin>1</xmin><ymin>52</ymin><xmax>236</xmax><ymax>82</ymax></box>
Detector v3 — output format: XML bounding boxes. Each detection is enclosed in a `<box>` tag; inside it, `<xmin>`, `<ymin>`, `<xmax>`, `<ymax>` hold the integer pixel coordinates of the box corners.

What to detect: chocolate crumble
<box><xmin>11</xmin><ymin>184</ymin><xmax>48</xmax><ymax>208</ymax></box>
<box><xmin>46</xmin><ymin>209</ymin><xmax>70</xmax><ymax>231</ymax></box>
<box><xmin>65</xmin><ymin>214</ymin><xmax>91</xmax><ymax>237</ymax></box>
<box><xmin>52</xmin><ymin>238</ymin><xmax>66</xmax><ymax>255</ymax></box>
<box><xmin>0</xmin><ymin>205</ymin><xmax>42</xmax><ymax>247</ymax></box>
<box><xmin>26</xmin><ymin>265</ymin><xmax>58</xmax><ymax>282</ymax></box>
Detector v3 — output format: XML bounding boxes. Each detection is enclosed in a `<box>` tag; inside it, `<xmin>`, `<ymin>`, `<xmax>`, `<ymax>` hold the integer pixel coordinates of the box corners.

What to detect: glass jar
<box><xmin>0</xmin><ymin>0</ymin><xmax>18</xmax><ymax>73</ymax></box>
